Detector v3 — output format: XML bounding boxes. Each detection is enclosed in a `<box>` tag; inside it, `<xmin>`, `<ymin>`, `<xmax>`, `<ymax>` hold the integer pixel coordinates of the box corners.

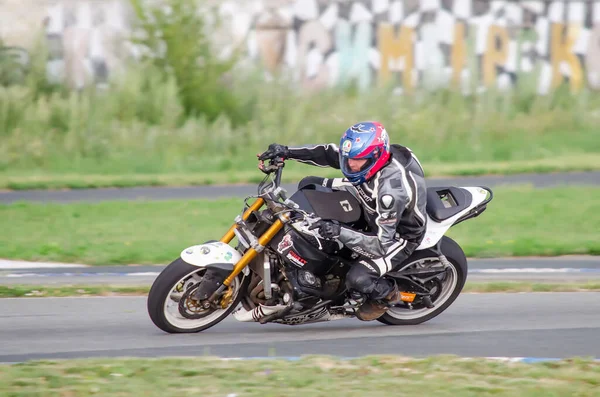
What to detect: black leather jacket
<box><xmin>287</xmin><ymin>143</ymin><xmax>428</xmax><ymax>265</ymax></box>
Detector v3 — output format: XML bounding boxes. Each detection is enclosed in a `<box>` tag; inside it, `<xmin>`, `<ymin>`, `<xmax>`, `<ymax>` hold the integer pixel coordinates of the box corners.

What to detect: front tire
<box><xmin>147</xmin><ymin>258</ymin><xmax>248</xmax><ymax>333</ymax></box>
<box><xmin>377</xmin><ymin>236</ymin><xmax>468</xmax><ymax>326</ymax></box>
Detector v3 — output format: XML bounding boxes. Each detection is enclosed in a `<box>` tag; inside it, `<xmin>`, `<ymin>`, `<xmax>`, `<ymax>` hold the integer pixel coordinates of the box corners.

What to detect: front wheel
<box><xmin>377</xmin><ymin>236</ymin><xmax>468</xmax><ymax>326</ymax></box>
<box><xmin>147</xmin><ymin>258</ymin><xmax>249</xmax><ymax>333</ymax></box>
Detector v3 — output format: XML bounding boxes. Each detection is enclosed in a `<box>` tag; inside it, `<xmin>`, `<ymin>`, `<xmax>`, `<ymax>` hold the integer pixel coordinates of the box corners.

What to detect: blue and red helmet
<box><xmin>339</xmin><ymin>121</ymin><xmax>391</xmax><ymax>185</ymax></box>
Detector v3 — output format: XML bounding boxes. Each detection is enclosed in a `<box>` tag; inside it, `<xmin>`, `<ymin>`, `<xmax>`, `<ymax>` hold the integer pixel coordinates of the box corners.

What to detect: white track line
<box><xmin>0</xmin><ymin>260</ymin><xmax>90</xmax><ymax>270</ymax></box>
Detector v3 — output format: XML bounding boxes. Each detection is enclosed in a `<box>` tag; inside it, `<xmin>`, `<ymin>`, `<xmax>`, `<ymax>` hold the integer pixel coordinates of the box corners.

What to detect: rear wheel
<box><xmin>147</xmin><ymin>258</ymin><xmax>249</xmax><ymax>333</ymax></box>
<box><xmin>377</xmin><ymin>236</ymin><xmax>467</xmax><ymax>326</ymax></box>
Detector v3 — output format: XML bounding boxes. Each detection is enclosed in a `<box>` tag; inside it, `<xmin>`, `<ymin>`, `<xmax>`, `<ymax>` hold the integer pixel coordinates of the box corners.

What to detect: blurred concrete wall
<box><xmin>1</xmin><ymin>0</ymin><xmax>599</xmax><ymax>92</ymax></box>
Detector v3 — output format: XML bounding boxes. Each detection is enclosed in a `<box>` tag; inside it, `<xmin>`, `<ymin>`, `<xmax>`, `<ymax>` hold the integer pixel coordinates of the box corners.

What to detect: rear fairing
<box><xmin>417</xmin><ymin>187</ymin><xmax>491</xmax><ymax>250</ymax></box>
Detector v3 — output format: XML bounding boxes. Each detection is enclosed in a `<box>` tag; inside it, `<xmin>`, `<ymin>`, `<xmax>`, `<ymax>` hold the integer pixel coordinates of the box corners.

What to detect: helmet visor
<box><xmin>342</xmin><ymin>157</ymin><xmax>375</xmax><ymax>174</ymax></box>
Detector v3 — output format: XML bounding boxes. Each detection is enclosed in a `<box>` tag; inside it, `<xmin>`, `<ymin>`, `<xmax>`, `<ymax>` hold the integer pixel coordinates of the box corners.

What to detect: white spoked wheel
<box><xmin>148</xmin><ymin>258</ymin><xmax>248</xmax><ymax>333</ymax></box>
<box><xmin>385</xmin><ymin>257</ymin><xmax>458</xmax><ymax>319</ymax></box>
<box><xmin>378</xmin><ymin>236</ymin><xmax>468</xmax><ymax>326</ymax></box>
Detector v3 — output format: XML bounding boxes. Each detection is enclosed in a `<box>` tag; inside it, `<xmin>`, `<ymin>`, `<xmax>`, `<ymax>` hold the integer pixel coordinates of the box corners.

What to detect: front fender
<box><xmin>180</xmin><ymin>241</ymin><xmax>248</xmax><ymax>275</ymax></box>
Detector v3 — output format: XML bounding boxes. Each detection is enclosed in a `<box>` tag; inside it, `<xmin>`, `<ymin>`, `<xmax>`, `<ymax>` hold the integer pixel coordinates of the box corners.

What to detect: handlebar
<box><xmin>274</xmin><ymin>161</ymin><xmax>283</xmax><ymax>189</ymax></box>
<box><xmin>257</xmin><ymin>156</ymin><xmax>290</xmax><ymax>205</ymax></box>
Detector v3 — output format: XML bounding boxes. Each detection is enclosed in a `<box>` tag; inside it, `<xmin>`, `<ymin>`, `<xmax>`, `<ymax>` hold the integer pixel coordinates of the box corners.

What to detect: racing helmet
<box><xmin>339</xmin><ymin>121</ymin><xmax>391</xmax><ymax>185</ymax></box>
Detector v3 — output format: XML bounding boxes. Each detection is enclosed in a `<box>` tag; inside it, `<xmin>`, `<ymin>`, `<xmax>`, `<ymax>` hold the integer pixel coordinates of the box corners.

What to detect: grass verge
<box><xmin>2</xmin><ymin>186</ymin><xmax>600</xmax><ymax>265</ymax></box>
<box><xmin>3</xmin><ymin>153</ymin><xmax>600</xmax><ymax>190</ymax></box>
<box><xmin>2</xmin><ymin>282</ymin><xmax>600</xmax><ymax>298</ymax></box>
<box><xmin>461</xmin><ymin>282</ymin><xmax>600</xmax><ymax>293</ymax></box>
<box><xmin>1</xmin><ymin>355</ymin><xmax>599</xmax><ymax>396</ymax></box>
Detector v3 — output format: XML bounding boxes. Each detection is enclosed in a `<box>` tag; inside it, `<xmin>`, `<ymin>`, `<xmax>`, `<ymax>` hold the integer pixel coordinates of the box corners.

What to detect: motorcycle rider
<box><xmin>258</xmin><ymin>121</ymin><xmax>428</xmax><ymax>321</ymax></box>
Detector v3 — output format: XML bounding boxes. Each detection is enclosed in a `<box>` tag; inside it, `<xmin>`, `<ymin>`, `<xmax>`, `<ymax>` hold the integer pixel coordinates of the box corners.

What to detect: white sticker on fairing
<box><xmin>286</xmin><ymin>251</ymin><xmax>307</xmax><ymax>267</ymax></box>
<box><xmin>180</xmin><ymin>241</ymin><xmax>241</xmax><ymax>268</ymax></box>
<box><xmin>339</xmin><ymin>200</ymin><xmax>353</xmax><ymax>212</ymax></box>
<box><xmin>277</xmin><ymin>234</ymin><xmax>293</xmax><ymax>254</ymax></box>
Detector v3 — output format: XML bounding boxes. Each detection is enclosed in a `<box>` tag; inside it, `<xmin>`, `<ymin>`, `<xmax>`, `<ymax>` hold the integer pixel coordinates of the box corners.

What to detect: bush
<box><xmin>129</xmin><ymin>0</ymin><xmax>251</xmax><ymax>126</ymax></box>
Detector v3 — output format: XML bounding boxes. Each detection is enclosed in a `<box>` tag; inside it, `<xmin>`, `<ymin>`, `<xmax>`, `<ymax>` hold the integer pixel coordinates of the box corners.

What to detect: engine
<box><xmin>240</xmin><ymin>209</ymin><xmax>357</xmax><ymax>313</ymax></box>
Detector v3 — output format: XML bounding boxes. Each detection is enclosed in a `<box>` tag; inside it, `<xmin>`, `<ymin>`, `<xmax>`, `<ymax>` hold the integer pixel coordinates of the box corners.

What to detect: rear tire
<box><xmin>147</xmin><ymin>258</ymin><xmax>249</xmax><ymax>333</ymax></box>
<box><xmin>377</xmin><ymin>236</ymin><xmax>467</xmax><ymax>326</ymax></box>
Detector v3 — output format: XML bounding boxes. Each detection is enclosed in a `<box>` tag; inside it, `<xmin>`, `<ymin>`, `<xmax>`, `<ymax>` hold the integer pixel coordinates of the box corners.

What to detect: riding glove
<box><xmin>308</xmin><ymin>220</ymin><xmax>341</xmax><ymax>240</ymax></box>
<box><xmin>258</xmin><ymin>143</ymin><xmax>290</xmax><ymax>161</ymax></box>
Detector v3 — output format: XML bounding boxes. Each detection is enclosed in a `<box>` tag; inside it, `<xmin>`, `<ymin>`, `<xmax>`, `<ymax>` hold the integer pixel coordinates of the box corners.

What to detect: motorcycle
<box><xmin>147</xmin><ymin>156</ymin><xmax>493</xmax><ymax>333</ymax></box>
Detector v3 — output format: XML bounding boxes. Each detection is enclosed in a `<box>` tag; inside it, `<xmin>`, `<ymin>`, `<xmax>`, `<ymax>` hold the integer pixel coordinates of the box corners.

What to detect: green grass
<box><xmin>1</xmin><ymin>355</ymin><xmax>599</xmax><ymax>396</ymax></box>
<box><xmin>0</xmin><ymin>285</ymin><xmax>149</xmax><ymax>298</ymax></box>
<box><xmin>1</xmin><ymin>186</ymin><xmax>599</xmax><ymax>265</ymax></box>
<box><xmin>2</xmin><ymin>281</ymin><xmax>600</xmax><ymax>298</ymax></box>
<box><xmin>461</xmin><ymin>282</ymin><xmax>600</xmax><ymax>293</ymax></box>
<box><xmin>2</xmin><ymin>68</ymin><xmax>600</xmax><ymax>190</ymax></box>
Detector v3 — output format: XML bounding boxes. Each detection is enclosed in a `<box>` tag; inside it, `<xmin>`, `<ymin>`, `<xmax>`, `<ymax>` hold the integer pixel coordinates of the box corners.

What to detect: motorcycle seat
<box><xmin>426</xmin><ymin>187</ymin><xmax>472</xmax><ymax>222</ymax></box>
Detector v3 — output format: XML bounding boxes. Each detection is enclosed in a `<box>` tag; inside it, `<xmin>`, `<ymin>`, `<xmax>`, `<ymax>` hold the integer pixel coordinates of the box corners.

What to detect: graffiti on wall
<box><xmin>234</xmin><ymin>0</ymin><xmax>600</xmax><ymax>93</ymax></box>
<box><xmin>1</xmin><ymin>0</ymin><xmax>599</xmax><ymax>93</ymax></box>
<box><xmin>0</xmin><ymin>0</ymin><xmax>132</xmax><ymax>88</ymax></box>
<box><xmin>42</xmin><ymin>0</ymin><xmax>132</xmax><ymax>88</ymax></box>
<box><xmin>0</xmin><ymin>45</ymin><xmax>30</xmax><ymax>85</ymax></box>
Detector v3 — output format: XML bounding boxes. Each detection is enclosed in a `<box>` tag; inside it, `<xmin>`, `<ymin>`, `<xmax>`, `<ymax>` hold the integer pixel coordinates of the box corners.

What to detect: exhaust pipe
<box><xmin>233</xmin><ymin>304</ymin><xmax>289</xmax><ymax>322</ymax></box>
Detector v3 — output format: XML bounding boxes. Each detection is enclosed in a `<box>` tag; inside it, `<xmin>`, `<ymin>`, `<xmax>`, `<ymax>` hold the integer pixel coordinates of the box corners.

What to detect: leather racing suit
<box><xmin>287</xmin><ymin>143</ymin><xmax>428</xmax><ymax>300</ymax></box>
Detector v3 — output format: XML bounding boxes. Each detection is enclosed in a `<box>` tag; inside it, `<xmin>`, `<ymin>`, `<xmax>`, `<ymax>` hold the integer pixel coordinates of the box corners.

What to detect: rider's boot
<box><xmin>355</xmin><ymin>284</ymin><xmax>401</xmax><ymax>321</ymax></box>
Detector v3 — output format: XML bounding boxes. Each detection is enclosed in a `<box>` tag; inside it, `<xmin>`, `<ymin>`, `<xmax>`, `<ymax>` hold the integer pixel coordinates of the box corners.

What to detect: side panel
<box><xmin>417</xmin><ymin>187</ymin><xmax>490</xmax><ymax>250</ymax></box>
<box><xmin>180</xmin><ymin>241</ymin><xmax>242</xmax><ymax>268</ymax></box>
<box><xmin>270</xmin><ymin>228</ymin><xmax>339</xmax><ymax>275</ymax></box>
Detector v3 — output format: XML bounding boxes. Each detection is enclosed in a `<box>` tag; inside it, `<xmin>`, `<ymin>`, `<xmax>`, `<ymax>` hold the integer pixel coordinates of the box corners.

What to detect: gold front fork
<box><xmin>209</xmin><ymin>198</ymin><xmax>288</xmax><ymax>301</ymax></box>
<box><xmin>220</xmin><ymin>198</ymin><xmax>265</xmax><ymax>244</ymax></box>
<box><xmin>216</xmin><ymin>197</ymin><xmax>287</xmax><ymax>288</ymax></box>
<box><xmin>222</xmin><ymin>218</ymin><xmax>286</xmax><ymax>287</ymax></box>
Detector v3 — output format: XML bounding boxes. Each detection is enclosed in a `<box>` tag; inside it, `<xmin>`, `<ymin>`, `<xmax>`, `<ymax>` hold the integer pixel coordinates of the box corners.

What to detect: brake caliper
<box><xmin>219</xmin><ymin>286</ymin><xmax>235</xmax><ymax>309</ymax></box>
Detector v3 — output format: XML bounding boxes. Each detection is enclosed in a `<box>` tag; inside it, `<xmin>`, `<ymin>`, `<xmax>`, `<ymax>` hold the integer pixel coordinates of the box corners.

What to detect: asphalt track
<box><xmin>1</xmin><ymin>171</ymin><xmax>599</xmax><ymax>203</ymax></box>
<box><xmin>1</xmin><ymin>293</ymin><xmax>598</xmax><ymax>362</ymax></box>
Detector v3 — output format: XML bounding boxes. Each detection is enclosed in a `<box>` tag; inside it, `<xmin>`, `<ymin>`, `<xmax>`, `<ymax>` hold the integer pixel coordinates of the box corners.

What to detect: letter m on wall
<box><xmin>378</xmin><ymin>23</ymin><xmax>414</xmax><ymax>92</ymax></box>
